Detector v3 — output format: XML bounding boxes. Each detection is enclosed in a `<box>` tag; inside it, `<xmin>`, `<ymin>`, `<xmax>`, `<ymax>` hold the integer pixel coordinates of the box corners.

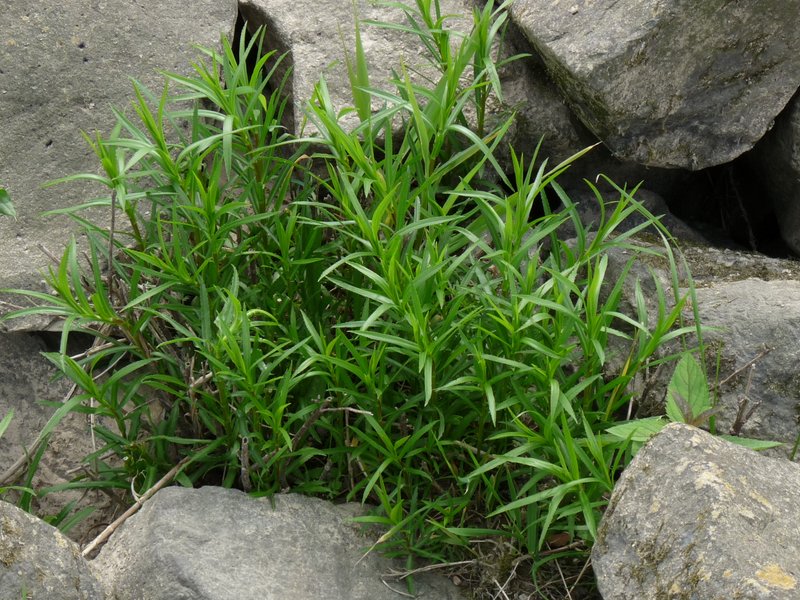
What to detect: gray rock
<box><xmin>0</xmin><ymin>332</ymin><xmax>115</xmax><ymax>545</ymax></box>
<box><xmin>692</xmin><ymin>277</ymin><xmax>800</xmax><ymax>453</ymax></box>
<box><xmin>596</xmin><ymin>235</ymin><xmax>800</xmax><ymax>455</ymax></box>
<box><xmin>570</xmin><ymin>187</ymin><xmax>705</xmax><ymax>244</ymax></box>
<box><xmin>490</xmin><ymin>44</ymin><xmax>591</xmax><ymax>168</ymax></box>
<box><xmin>559</xmin><ymin>188</ymin><xmax>703</xmax><ymax>336</ymax></box>
<box><xmin>593</xmin><ymin>423</ymin><xmax>800</xmax><ymax>599</ymax></box>
<box><xmin>510</xmin><ymin>0</ymin><xmax>800</xmax><ymax>170</ymax></box>
<box><xmin>681</xmin><ymin>245</ymin><xmax>800</xmax><ymax>286</ymax></box>
<box><xmin>91</xmin><ymin>486</ymin><xmax>462</xmax><ymax>600</ymax></box>
<box><xmin>0</xmin><ymin>0</ymin><xmax>237</xmax><ymax>327</ymax></box>
<box><xmin>750</xmin><ymin>91</ymin><xmax>800</xmax><ymax>255</ymax></box>
<box><xmin>0</xmin><ymin>500</ymin><xmax>104</xmax><ymax>599</ymax></box>
<box><xmin>0</xmin><ymin>334</ymin><xmax>68</xmax><ymax>467</ymax></box>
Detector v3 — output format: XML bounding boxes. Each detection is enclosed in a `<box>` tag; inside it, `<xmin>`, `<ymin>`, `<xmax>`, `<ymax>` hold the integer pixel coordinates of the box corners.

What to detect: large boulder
<box><xmin>510</xmin><ymin>0</ymin><xmax>800</xmax><ymax>170</ymax></box>
<box><xmin>593</xmin><ymin>423</ymin><xmax>800</xmax><ymax>599</ymax></box>
<box><xmin>0</xmin><ymin>484</ymin><xmax>465</xmax><ymax>600</ymax></box>
<box><xmin>90</xmin><ymin>486</ymin><xmax>462</xmax><ymax>600</ymax></box>
<box><xmin>0</xmin><ymin>0</ymin><xmax>237</xmax><ymax>328</ymax></box>
<box><xmin>0</xmin><ymin>500</ymin><xmax>104</xmax><ymax>599</ymax></box>
<box><xmin>241</xmin><ymin>0</ymin><xmax>469</xmax><ymax>135</ymax></box>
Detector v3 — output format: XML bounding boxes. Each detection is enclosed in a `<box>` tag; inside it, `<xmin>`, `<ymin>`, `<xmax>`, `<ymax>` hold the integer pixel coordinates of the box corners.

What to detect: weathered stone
<box><xmin>0</xmin><ymin>0</ymin><xmax>237</xmax><ymax>327</ymax></box>
<box><xmin>0</xmin><ymin>500</ymin><xmax>104</xmax><ymax>599</ymax></box>
<box><xmin>0</xmin><ymin>334</ymin><xmax>69</xmax><ymax>468</ymax></box>
<box><xmin>490</xmin><ymin>48</ymin><xmax>592</xmax><ymax>168</ymax></box>
<box><xmin>91</xmin><ymin>486</ymin><xmax>462</xmax><ymax>600</ymax></box>
<box><xmin>750</xmin><ymin>91</ymin><xmax>800</xmax><ymax>255</ymax></box>
<box><xmin>593</xmin><ymin>423</ymin><xmax>800</xmax><ymax>599</ymax></box>
<box><xmin>691</xmin><ymin>278</ymin><xmax>800</xmax><ymax>452</ymax></box>
<box><xmin>680</xmin><ymin>245</ymin><xmax>800</xmax><ymax>286</ymax></box>
<box><xmin>0</xmin><ymin>332</ymin><xmax>115</xmax><ymax>545</ymax></box>
<box><xmin>597</xmin><ymin>236</ymin><xmax>800</xmax><ymax>454</ymax></box>
<box><xmin>510</xmin><ymin>0</ymin><xmax>800</xmax><ymax>170</ymax></box>
<box><xmin>239</xmin><ymin>0</ymin><xmax>464</xmax><ymax>133</ymax></box>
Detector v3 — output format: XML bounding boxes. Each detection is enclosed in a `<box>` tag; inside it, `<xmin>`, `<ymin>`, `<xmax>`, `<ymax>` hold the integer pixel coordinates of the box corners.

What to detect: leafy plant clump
<box><xmin>3</xmin><ymin>0</ymin><xmax>700</xmax><ymax>593</ymax></box>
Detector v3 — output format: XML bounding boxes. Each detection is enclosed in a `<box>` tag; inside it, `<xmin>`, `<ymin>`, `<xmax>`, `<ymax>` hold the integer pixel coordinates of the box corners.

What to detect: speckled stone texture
<box><xmin>593</xmin><ymin>423</ymin><xmax>800</xmax><ymax>599</ymax></box>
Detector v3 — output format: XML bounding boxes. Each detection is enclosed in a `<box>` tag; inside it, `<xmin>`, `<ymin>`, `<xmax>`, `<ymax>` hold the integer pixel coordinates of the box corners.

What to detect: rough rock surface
<box><xmin>750</xmin><ymin>92</ymin><xmax>800</xmax><ymax>255</ymax></box>
<box><xmin>593</xmin><ymin>423</ymin><xmax>800</xmax><ymax>599</ymax></box>
<box><xmin>571</xmin><ymin>187</ymin><xmax>706</xmax><ymax>245</ymax></box>
<box><xmin>0</xmin><ymin>0</ymin><xmax>237</xmax><ymax>327</ymax></box>
<box><xmin>0</xmin><ymin>334</ymin><xmax>70</xmax><ymax>470</ymax></box>
<box><xmin>0</xmin><ymin>500</ymin><xmax>104</xmax><ymax>600</ymax></box>
<box><xmin>0</xmin><ymin>333</ymin><xmax>115</xmax><ymax>544</ymax></box>
<box><xmin>241</xmin><ymin>0</ymin><xmax>466</xmax><ymax>134</ymax></box>
<box><xmin>90</xmin><ymin>486</ymin><xmax>462</xmax><ymax>600</ymax></box>
<box><xmin>681</xmin><ymin>245</ymin><xmax>800</xmax><ymax>286</ymax></box>
<box><xmin>691</xmin><ymin>277</ymin><xmax>800</xmax><ymax>452</ymax></box>
<box><xmin>510</xmin><ymin>0</ymin><xmax>800</xmax><ymax>170</ymax></box>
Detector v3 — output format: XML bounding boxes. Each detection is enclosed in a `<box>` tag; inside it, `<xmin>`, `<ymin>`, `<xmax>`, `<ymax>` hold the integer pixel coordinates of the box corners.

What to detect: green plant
<box><xmin>0</xmin><ymin>187</ymin><xmax>16</xmax><ymax>218</ymax></box>
<box><xmin>1</xmin><ymin>2</ymin><xmax>705</xmax><ymax>594</ymax></box>
<box><xmin>0</xmin><ymin>410</ymin><xmax>13</xmax><ymax>441</ymax></box>
<box><xmin>3</xmin><ymin>26</ymin><xmax>308</xmax><ymax>499</ymax></box>
<box><xmin>607</xmin><ymin>352</ymin><xmax>782</xmax><ymax>453</ymax></box>
<box><xmin>0</xmin><ymin>410</ymin><xmax>25</xmax><ymax>497</ymax></box>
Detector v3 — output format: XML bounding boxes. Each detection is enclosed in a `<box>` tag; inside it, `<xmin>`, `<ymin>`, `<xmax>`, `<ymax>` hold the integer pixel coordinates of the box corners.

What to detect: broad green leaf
<box><xmin>606</xmin><ymin>417</ymin><xmax>667</xmax><ymax>443</ymax></box>
<box><xmin>667</xmin><ymin>353</ymin><xmax>710</xmax><ymax>422</ymax></box>
<box><xmin>665</xmin><ymin>391</ymin><xmax>688</xmax><ymax>424</ymax></box>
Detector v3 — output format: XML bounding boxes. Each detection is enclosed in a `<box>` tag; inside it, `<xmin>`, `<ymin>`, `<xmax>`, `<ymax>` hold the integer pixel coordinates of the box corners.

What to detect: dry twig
<box><xmin>714</xmin><ymin>346</ymin><xmax>771</xmax><ymax>390</ymax></box>
<box><xmin>567</xmin><ymin>556</ymin><xmax>593</xmax><ymax>598</ymax></box>
<box><xmin>380</xmin><ymin>579</ymin><xmax>415</xmax><ymax>598</ymax></box>
<box><xmin>81</xmin><ymin>456</ymin><xmax>190</xmax><ymax>557</ymax></box>
<box><xmin>729</xmin><ymin>364</ymin><xmax>760</xmax><ymax>435</ymax></box>
<box><xmin>386</xmin><ymin>559</ymin><xmax>477</xmax><ymax>580</ymax></box>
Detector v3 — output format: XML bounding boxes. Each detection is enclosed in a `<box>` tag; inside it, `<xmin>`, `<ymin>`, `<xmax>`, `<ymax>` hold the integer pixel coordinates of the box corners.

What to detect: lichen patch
<box><xmin>755</xmin><ymin>563</ymin><xmax>796</xmax><ymax>590</ymax></box>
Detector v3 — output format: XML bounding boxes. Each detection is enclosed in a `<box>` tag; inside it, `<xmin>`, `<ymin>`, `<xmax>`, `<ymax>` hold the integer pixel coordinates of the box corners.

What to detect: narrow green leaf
<box><xmin>0</xmin><ymin>410</ymin><xmax>13</xmax><ymax>439</ymax></box>
<box><xmin>0</xmin><ymin>188</ymin><xmax>16</xmax><ymax>218</ymax></box>
<box><xmin>718</xmin><ymin>435</ymin><xmax>784</xmax><ymax>451</ymax></box>
<box><xmin>222</xmin><ymin>113</ymin><xmax>233</xmax><ymax>175</ymax></box>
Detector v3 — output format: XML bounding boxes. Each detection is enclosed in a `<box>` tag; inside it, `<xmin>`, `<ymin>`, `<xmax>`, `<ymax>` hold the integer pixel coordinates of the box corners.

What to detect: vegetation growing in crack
<box><xmin>1</xmin><ymin>1</ymin><xmax>707</xmax><ymax>597</ymax></box>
